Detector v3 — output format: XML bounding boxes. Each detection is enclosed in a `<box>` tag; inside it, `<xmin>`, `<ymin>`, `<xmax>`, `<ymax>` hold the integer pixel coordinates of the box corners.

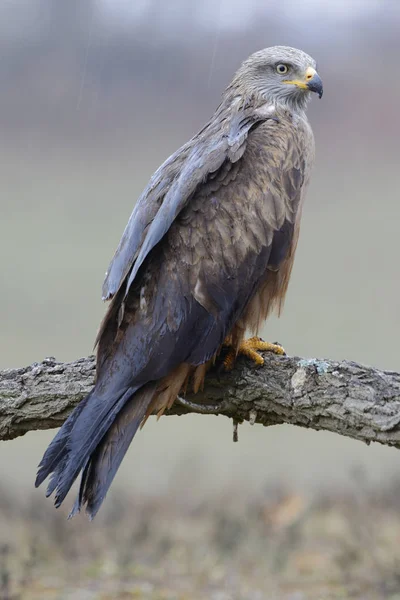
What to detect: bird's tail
<box><xmin>35</xmin><ymin>382</ymin><xmax>157</xmax><ymax>519</ymax></box>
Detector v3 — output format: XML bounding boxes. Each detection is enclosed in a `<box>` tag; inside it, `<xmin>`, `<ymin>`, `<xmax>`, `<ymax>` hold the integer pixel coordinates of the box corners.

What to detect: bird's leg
<box><xmin>223</xmin><ymin>336</ymin><xmax>285</xmax><ymax>371</ymax></box>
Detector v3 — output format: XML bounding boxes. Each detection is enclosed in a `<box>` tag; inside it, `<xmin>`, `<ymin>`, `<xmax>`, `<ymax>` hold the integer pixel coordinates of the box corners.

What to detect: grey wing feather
<box><xmin>102</xmin><ymin>99</ymin><xmax>276</xmax><ymax>301</ymax></box>
<box><xmin>102</xmin><ymin>147</ymin><xmax>188</xmax><ymax>300</ymax></box>
<box><xmin>124</xmin><ymin>141</ymin><xmax>228</xmax><ymax>294</ymax></box>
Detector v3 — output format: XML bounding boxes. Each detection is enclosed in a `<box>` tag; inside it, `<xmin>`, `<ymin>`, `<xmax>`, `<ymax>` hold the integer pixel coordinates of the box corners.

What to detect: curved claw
<box><xmin>224</xmin><ymin>337</ymin><xmax>286</xmax><ymax>371</ymax></box>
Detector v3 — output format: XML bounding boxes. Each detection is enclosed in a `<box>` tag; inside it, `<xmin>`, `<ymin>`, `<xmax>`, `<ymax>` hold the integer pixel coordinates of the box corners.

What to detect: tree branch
<box><xmin>1</xmin><ymin>353</ymin><xmax>400</xmax><ymax>449</ymax></box>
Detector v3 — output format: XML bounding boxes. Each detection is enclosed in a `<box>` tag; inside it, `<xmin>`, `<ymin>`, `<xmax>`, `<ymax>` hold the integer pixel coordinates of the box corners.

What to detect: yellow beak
<box><xmin>283</xmin><ymin>66</ymin><xmax>323</xmax><ymax>98</ymax></box>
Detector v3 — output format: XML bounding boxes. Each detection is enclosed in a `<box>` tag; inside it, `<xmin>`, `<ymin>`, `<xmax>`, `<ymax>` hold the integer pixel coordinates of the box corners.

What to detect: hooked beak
<box><xmin>283</xmin><ymin>66</ymin><xmax>323</xmax><ymax>99</ymax></box>
<box><xmin>306</xmin><ymin>70</ymin><xmax>323</xmax><ymax>98</ymax></box>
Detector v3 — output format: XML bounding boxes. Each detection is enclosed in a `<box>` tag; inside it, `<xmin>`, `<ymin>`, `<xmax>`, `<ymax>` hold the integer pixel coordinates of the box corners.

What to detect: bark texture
<box><xmin>1</xmin><ymin>354</ymin><xmax>400</xmax><ymax>448</ymax></box>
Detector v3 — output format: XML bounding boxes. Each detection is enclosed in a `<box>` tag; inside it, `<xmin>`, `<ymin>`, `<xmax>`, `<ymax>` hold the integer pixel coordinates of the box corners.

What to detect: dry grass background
<box><xmin>3</xmin><ymin>476</ymin><xmax>400</xmax><ymax>599</ymax></box>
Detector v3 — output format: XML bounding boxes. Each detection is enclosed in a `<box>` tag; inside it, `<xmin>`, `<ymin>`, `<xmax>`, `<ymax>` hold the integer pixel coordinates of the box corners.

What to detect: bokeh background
<box><xmin>1</xmin><ymin>1</ymin><xmax>400</xmax><ymax>598</ymax></box>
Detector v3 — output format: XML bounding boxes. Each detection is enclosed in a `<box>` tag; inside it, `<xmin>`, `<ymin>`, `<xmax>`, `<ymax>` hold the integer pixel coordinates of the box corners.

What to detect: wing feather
<box><xmin>102</xmin><ymin>98</ymin><xmax>277</xmax><ymax>301</ymax></box>
<box><xmin>102</xmin><ymin>147</ymin><xmax>188</xmax><ymax>300</ymax></box>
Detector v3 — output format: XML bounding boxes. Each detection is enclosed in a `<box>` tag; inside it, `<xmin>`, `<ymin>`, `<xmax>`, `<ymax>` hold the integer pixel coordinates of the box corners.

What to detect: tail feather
<box><xmin>69</xmin><ymin>383</ymin><xmax>157</xmax><ymax>519</ymax></box>
<box><xmin>35</xmin><ymin>382</ymin><xmax>152</xmax><ymax>513</ymax></box>
<box><xmin>51</xmin><ymin>386</ymin><xmax>138</xmax><ymax>509</ymax></box>
<box><xmin>35</xmin><ymin>391</ymin><xmax>93</xmax><ymax>489</ymax></box>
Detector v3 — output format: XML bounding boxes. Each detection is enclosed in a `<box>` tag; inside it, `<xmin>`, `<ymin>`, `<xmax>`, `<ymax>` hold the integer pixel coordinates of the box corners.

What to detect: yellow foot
<box><xmin>223</xmin><ymin>337</ymin><xmax>285</xmax><ymax>371</ymax></box>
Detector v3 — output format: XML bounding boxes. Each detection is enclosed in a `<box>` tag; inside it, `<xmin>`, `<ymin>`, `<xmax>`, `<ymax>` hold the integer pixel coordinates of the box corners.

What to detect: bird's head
<box><xmin>231</xmin><ymin>46</ymin><xmax>323</xmax><ymax>112</ymax></box>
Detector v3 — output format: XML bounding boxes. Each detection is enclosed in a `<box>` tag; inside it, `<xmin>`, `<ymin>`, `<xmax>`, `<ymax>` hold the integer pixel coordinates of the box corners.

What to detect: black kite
<box><xmin>36</xmin><ymin>46</ymin><xmax>323</xmax><ymax>518</ymax></box>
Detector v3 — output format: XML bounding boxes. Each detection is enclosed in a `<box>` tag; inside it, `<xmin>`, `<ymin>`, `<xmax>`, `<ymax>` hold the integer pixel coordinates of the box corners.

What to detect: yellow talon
<box><xmin>223</xmin><ymin>336</ymin><xmax>285</xmax><ymax>371</ymax></box>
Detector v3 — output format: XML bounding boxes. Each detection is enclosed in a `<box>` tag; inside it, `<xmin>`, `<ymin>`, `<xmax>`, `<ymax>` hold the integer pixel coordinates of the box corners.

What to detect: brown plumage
<box><xmin>36</xmin><ymin>46</ymin><xmax>322</xmax><ymax>518</ymax></box>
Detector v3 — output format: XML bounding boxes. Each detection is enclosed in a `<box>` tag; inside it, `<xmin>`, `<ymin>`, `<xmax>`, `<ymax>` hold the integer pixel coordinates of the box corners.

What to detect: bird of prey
<box><xmin>36</xmin><ymin>46</ymin><xmax>323</xmax><ymax>518</ymax></box>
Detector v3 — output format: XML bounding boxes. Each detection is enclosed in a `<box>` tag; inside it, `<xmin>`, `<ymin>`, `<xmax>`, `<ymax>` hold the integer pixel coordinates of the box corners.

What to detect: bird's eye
<box><xmin>276</xmin><ymin>64</ymin><xmax>289</xmax><ymax>74</ymax></box>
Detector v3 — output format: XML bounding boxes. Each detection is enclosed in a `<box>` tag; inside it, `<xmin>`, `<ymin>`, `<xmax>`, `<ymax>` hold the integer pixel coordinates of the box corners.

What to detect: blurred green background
<box><xmin>1</xmin><ymin>1</ymin><xmax>400</xmax><ymax>597</ymax></box>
